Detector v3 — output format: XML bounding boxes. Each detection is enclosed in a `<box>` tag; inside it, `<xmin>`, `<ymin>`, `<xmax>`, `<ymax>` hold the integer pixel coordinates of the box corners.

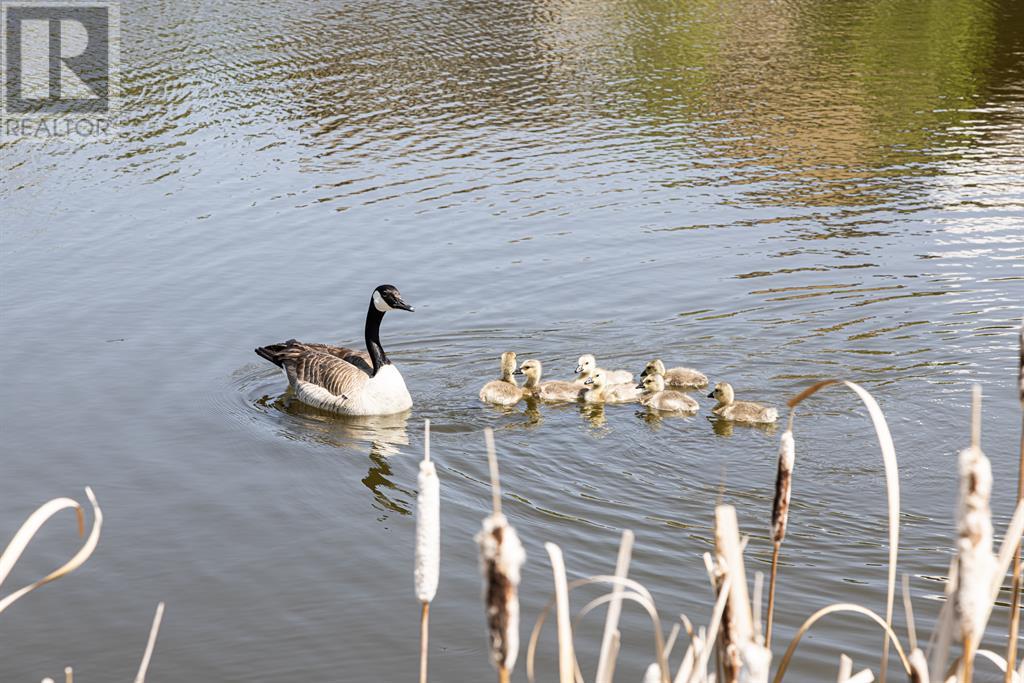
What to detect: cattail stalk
<box><xmin>766</xmin><ymin>424</ymin><xmax>795</xmax><ymax>648</ymax></box>
<box><xmin>415</xmin><ymin>421</ymin><xmax>440</xmax><ymax>683</ymax></box>
<box><xmin>955</xmin><ymin>387</ymin><xmax>995</xmax><ymax>683</ymax></box>
<box><xmin>908</xmin><ymin>648</ymin><xmax>929</xmax><ymax>683</ymax></box>
<box><xmin>477</xmin><ymin>429</ymin><xmax>526</xmax><ymax>683</ymax></box>
<box><xmin>1007</xmin><ymin>317</ymin><xmax>1024</xmax><ymax>683</ymax></box>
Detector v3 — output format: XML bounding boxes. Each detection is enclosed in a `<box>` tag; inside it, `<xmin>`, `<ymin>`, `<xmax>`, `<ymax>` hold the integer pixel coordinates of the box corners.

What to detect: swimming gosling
<box><xmin>575</xmin><ymin>354</ymin><xmax>634</xmax><ymax>385</ymax></box>
<box><xmin>641</xmin><ymin>359</ymin><xmax>708</xmax><ymax>389</ymax></box>
<box><xmin>515</xmin><ymin>359</ymin><xmax>582</xmax><ymax>402</ymax></box>
<box><xmin>707</xmin><ymin>382</ymin><xmax>777</xmax><ymax>423</ymax></box>
<box><xmin>582</xmin><ymin>370</ymin><xmax>642</xmax><ymax>404</ymax></box>
<box><xmin>479</xmin><ymin>352</ymin><xmax>524</xmax><ymax>405</ymax></box>
<box><xmin>638</xmin><ymin>373</ymin><xmax>699</xmax><ymax>413</ymax></box>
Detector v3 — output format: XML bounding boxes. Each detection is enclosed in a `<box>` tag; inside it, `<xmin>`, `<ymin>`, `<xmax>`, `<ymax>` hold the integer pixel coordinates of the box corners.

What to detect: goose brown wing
<box><xmin>299</xmin><ymin>342</ymin><xmax>373</xmax><ymax>374</ymax></box>
<box><xmin>255</xmin><ymin>340</ymin><xmax>370</xmax><ymax>396</ymax></box>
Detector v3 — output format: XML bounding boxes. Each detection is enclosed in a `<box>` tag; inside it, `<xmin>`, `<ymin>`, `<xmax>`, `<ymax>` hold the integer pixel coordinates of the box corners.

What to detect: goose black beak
<box><xmin>636</xmin><ymin>382</ymin><xmax>645</xmax><ymax>390</ymax></box>
<box><xmin>575</xmin><ymin>365</ymin><xmax>584</xmax><ymax>373</ymax></box>
<box><xmin>393</xmin><ymin>298</ymin><xmax>414</xmax><ymax>312</ymax></box>
<box><xmin>584</xmin><ymin>378</ymin><xmax>594</xmax><ymax>385</ymax></box>
<box><xmin>707</xmin><ymin>391</ymin><xmax>715</xmax><ymax>398</ymax></box>
<box><xmin>512</xmin><ymin>369</ymin><xmax>524</xmax><ymax>376</ymax></box>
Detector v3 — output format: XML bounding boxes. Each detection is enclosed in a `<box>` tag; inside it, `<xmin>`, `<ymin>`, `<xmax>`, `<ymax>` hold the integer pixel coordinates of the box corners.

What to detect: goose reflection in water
<box><xmin>481</xmin><ymin>396</ymin><xmax>544</xmax><ymax>430</ymax></box>
<box><xmin>710</xmin><ymin>416</ymin><xmax>777</xmax><ymax>438</ymax></box>
<box><xmin>256</xmin><ymin>391</ymin><xmax>413</xmax><ymax>516</ymax></box>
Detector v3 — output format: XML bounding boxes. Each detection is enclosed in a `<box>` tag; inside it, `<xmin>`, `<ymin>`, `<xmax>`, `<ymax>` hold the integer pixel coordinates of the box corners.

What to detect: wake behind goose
<box><xmin>255</xmin><ymin>284</ymin><xmax>414</xmax><ymax>416</ymax></box>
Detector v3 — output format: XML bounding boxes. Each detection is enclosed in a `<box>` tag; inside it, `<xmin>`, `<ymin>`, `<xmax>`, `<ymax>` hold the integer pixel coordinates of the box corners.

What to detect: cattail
<box><xmin>476</xmin><ymin>429</ymin><xmax>526</xmax><ymax>683</ymax></box>
<box><xmin>955</xmin><ymin>387</ymin><xmax>995</xmax><ymax>683</ymax></box>
<box><xmin>714</xmin><ymin>505</ymin><xmax>770</xmax><ymax>683</ymax></box>
<box><xmin>766</xmin><ymin>427</ymin><xmax>795</xmax><ymax>647</ymax></box>
<box><xmin>415</xmin><ymin>421</ymin><xmax>440</xmax><ymax>683</ymax></box>
<box><xmin>1007</xmin><ymin>317</ymin><xmax>1024</xmax><ymax>683</ymax></box>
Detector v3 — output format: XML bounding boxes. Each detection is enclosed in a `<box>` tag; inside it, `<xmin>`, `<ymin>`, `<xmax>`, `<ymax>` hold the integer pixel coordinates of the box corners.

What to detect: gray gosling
<box><xmin>515</xmin><ymin>359</ymin><xmax>583</xmax><ymax>402</ymax></box>
<box><xmin>582</xmin><ymin>370</ymin><xmax>642</xmax><ymax>404</ymax></box>
<box><xmin>707</xmin><ymin>382</ymin><xmax>777</xmax><ymax>423</ymax></box>
<box><xmin>638</xmin><ymin>373</ymin><xmax>699</xmax><ymax>413</ymax></box>
<box><xmin>641</xmin><ymin>359</ymin><xmax>708</xmax><ymax>389</ymax></box>
<box><xmin>575</xmin><ymin>354</ymin><xmax>634</xmax><ymax>385</ymax></box>
<box><xmin>479</xmin><ymin>352</ymin><xmax>524</xmax><ymax>406</ymax></box>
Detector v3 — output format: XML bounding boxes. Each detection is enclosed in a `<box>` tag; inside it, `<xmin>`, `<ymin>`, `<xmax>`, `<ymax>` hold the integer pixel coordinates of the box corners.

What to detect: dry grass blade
<box><xmin>596</xmin><ymin>530</ymin><xmax>634</xmax><ymax>683</ymax></box>
<box><xmin>974</xmin><ymin>649</ymin><xmax>1022</xmax><ymax>682</ymax></box>
<box><xmin>545</xmin><ymin>543</ymin><xmax>575</xmax><ymax>683</ymax></box>
<box><xmin>714</xmin><ymin>505</ymin><xmax>755</xmax><ymax>683</ymax></box>
<box><xmin>526</xmin><ymin>575</ymin><xmax>669</xmax><ymax>683</ymax></box>
<box><xmin>771</xmin><ymin>603</ymin><xmax>910</xmax><ymax>683</ymax></box>
<box><xmin>683</xmin><ymin>574</ymin><xmax>732</xmax><ymax>683</ymax></box>
<box><xmin>788</xmin><ymin>380</ymin><xmax>900</xmax><ymax>682</ymax></box>
<box><xmin>0</xmin><ymin>487</ymin><xmax>102</xmax><ymax>615</ymax></box>
<box><xmin>133</xmin><ymin>601</ymin><xmax>165</xmax><ymax>683</ymax></box>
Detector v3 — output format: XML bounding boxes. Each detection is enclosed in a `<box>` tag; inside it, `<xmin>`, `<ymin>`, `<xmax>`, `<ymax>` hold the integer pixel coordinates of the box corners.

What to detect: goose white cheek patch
<box><xmin>372</xmin><ymin>290</ymin><xmax>392</xmax><ymax>312</ymax></box>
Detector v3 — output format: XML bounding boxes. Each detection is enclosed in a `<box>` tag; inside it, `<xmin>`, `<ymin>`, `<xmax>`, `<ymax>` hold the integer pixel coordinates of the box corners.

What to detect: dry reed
<box><xmin>0</xmin><ymin>487</ymin><xmax>102</xmax><ymax>614</ymax></box>
<box><xmin>477</xmin><ymin>428</ymin><xmax>526</xmax><ymax>683</ymax></box>
<box><xmin>415</xmin><ymin>420</ymin><xmax>440</xmax><ymax>683</ymax></box>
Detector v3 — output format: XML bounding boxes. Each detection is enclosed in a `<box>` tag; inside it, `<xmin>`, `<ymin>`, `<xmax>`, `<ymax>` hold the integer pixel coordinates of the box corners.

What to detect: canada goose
<box><xmin>514</xmin><ymin>359</ymin><xmax>583</xmax><ymax>402</ymax></box>
<box><xmin>638</xmin><ymin>373</ymin><xmax>699</xmax><ymax>413</ymax></box>
<box><xmin>707</xmin><ymin>382</ymin><xmax>777</xmax><ymax>423</ymax></box>
<box><xmin>255</xmin><ymin>284</ymin><xmax>414</xmax><ymax>416</ymax></box>
<box><xmin>575</xmin><ymin>354</ymin><xmax>634</xmax><ymax>385</ymax></box>
<box><xmin>582</xmin><ymin>370</ymin><xmax>642</xmax><ymax>404</ymax></box>
<box><xmin>479</xmin><ymin>352</ymin><xmax>524</xmax><ymax>406</ymax></box>
<box><xmin>641</xmin><ymin>359</ymin><xmax>708</xmax><ymax>389</ymax></box>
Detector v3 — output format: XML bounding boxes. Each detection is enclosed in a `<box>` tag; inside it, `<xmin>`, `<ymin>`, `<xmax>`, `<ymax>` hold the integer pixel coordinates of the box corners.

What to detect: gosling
<box><xmin>479</xmin><ymin>352</ymin><xmax>524</xmax><ymax>405</ymax></box>
<box><xmin>575</xmin><ymin>354</ymin><xmax>634</xmax><ymax>385</ymax></box>
<box><xmin>515</xmin><ymin>359</ymin><xmax>583</xmax><ymax>402</ymax></box>
<box><xmin>582</xmin><ymin>370</ymin><xmax>642</xmax><ymax>404</ymax></box>
<box><xmin>641</xmin><ymin>359</ymin><xmax>708</xmax><ymax>389</ymax></box>
<box><xmin>638</xmin><ymin>373</ymin><xmax>699</xmax><ymax>413</ymax></box>
<box><xmin>707</xmin><ymin>382</ymin><xmax>777</xmax><ymax>423</ymax></box>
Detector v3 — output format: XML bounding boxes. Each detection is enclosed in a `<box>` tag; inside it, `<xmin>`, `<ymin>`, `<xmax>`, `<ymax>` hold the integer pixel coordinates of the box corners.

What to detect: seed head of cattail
<box><xmin>477</xmin><ymin>512</ymin><xmax>526</xmax><ymax>673</ymax></box>
<box><xmin>955</xmin><ymin>444</ymin><xmax>995</xmax><ymax>642</ymax></box>
<box><xmin>414</xmin><ymin>448</ymin><xmax>440</xmax><ymax>604</ymax></box>
<box><xmin>771</xmin><ymin>430</ymin><xmax>795</xmax><ymax>544</ymax></box>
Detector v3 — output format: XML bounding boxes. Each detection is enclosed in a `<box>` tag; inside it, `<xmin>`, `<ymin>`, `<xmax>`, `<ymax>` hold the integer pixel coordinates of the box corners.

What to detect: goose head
<box><xmin>583</xmin><ymin>370</ymin><xmax>606</xmax><ymax>389</ymax></box>
<box><xmin>372</xmin><ymin>284</ymin><xmax>414</xmax><ymax>313</ymax></box>
<box><xmin>638</xmin><ymin>373</ymin><xmax>666</xmax><ymax>393</ymax></box>
<box><xmin>498</xmin><ymin>351</ymin><xmax>518</xmax><ymax>380</ymax></box>
<box><xmin>576</xmin><ymin>354</ymin><xmax>597</xmax><ymax>375</ymax></box>
<box><xmin>707</xmin><ymin>381</ymin><xmax>734</xmax><ymax>405</ymax></box>
<box><xmin>641</xmin><ymin>359</ymin><xmax>666</xmax><ymax>378</ymax></box>
<box><xmin>514</xmin><ymin>359</ymin><xmax>543</xmax><ymax>387</ymax></box>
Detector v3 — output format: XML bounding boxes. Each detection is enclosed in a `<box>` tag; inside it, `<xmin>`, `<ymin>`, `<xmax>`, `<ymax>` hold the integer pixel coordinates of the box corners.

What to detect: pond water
<box><xmin>2</xmin><ymin>0</ymin><xmax>1023</xmax><ymax>680</ymax></box>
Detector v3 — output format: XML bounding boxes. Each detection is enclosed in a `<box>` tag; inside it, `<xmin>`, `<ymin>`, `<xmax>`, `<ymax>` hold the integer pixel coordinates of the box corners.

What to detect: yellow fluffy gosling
<box><xmin>575</xmin><ymin>354</ymin><xmax>634</xmax><ymax>385</ymax></box>
<box><xmin>641</xmin><ymin>359</ymin><xmax>708</xmax><ymax>389</ymax></box>
<box><xmin>707</xmin><ymin>382</ymin><xmax>777</xmax><ymax>423</ymax></box>
<box><xmin>582</xmin><ymin>370</ymin><xmax>642</xmax><ymax>404</ymax></box>
<box><xmin>638</xmin><ymin>373</ymin><xmax>699</xmax><ymax>413</ymax></box>
<box><xmin>515</xmin><ymin>359</ymin><xmax>583</xmax><ymax>402</ymax></box>
<box><xmin>479</xmin><ymin>352</ymin><xmax>523</xmax><ymax>406</ymax></box>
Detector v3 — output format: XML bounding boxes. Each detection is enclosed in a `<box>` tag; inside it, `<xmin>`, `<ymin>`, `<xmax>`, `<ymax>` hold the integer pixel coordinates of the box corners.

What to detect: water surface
<box><xmin>2</xmin><ymin>0</ymin><xmax>1023</xmax><ymax>680</ymax></box>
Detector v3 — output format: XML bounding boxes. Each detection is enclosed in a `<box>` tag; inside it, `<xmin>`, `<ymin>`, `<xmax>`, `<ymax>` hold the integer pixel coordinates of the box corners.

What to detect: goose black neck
<box><xmin>364</xmin><ymin>301</ymin><xmax>389</xmax><ymax>376</ymax></box>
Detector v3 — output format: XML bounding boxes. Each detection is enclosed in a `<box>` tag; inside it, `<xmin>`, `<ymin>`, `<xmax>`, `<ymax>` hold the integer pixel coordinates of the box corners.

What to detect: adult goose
<box><xmin>255</xmin><ymin>284</ymin><xmax>414</xmax><ymax>416</ymax></box>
